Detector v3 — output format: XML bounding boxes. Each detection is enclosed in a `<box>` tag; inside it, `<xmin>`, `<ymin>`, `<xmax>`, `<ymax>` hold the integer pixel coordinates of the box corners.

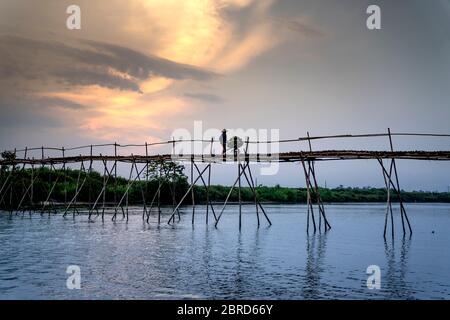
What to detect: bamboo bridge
<box><xmin>1</xmin><ymin>129</ymin><xmax>450</xmax><ymax>238</ymax></box>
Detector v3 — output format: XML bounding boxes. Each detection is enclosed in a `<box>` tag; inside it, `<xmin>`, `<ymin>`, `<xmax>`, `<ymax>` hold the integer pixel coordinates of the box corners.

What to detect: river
<box><xmin>0</xmin><ymin>203</ymin><xmax>449</xmax><ymax>299</ymax></box>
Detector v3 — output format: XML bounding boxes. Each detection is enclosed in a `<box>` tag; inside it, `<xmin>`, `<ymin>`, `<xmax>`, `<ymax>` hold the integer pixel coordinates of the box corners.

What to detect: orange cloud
<box><xmin>212</xmin><ymin>23</ymin><xmax>279</xmax><ymax>72</ymax></box>
<box><xmin>39</xmin><ymin>84</ymin><xmax>186</xmax><ymax>142</ymax></box>
<box><xmin>121</xmin><ymin>0</ymin><xmax>277</xmax><ymax>73</ymax></box>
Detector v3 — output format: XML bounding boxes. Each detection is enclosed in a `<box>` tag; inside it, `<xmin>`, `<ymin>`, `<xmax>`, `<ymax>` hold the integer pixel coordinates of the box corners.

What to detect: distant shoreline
<box><xmin>1</xmin><ymin>167</ymin><xmax>449</xmax><ymax>209</ymax></box>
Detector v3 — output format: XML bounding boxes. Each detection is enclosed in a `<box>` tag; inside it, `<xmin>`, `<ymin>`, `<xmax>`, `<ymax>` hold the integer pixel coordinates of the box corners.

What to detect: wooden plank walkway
<box><xmin>1</xmin><ymin>150</ymin><xmax>450</xmax><ymax>165</ymax></box>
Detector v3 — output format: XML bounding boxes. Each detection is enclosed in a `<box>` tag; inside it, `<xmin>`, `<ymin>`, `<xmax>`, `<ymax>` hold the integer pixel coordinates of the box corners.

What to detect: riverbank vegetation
<box><xmin>1</xmin><ymin>165</ymin><xmax>449</xmax><ymax>208</ymax></box>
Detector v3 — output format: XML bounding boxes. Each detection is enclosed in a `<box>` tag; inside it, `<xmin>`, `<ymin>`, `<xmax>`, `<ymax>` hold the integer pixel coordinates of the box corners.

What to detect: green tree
<box><xmin>146</xmin><ymin>159</ymin><xmax>186</xmax><ymax>184</ymax></box>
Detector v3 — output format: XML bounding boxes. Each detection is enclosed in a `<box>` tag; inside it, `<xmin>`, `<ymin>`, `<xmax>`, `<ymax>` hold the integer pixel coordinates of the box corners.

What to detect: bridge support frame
<box><xmin>376</xmin><ymin>128</ymin><xmax>413</xmax><ymax>238</ymax></box>
<box><xmin>378</xmin><ymin>158</ymin><xmax>412</xmax><ymax>238</ymax></box>
<box><xmin>167</xmin><ymin>162</ymin><xmax>209</xmax><ymax>225</ymax></box>
<box><xmin>300</xmin><ymin>158</ymin><xmax>330</xmax><ymax>233</ymax></box>
<box><xmin>89</xmin><ymin>159</ymin><xmax>116</xmax><ymax>221</ymax></box>
<box><xmin>63</xmin><ymin>159</ymin><xmax>87</xmax><ymax>217</ymax></box>
<box><xmin>213</xmin><ymin>160</ymin><xmax>271</xmax><ymax>229</ymax></box>
<box><xmin>300</xmin><ymin>132</ymin><xmax>331</xmax><ymax>234</ymax></box>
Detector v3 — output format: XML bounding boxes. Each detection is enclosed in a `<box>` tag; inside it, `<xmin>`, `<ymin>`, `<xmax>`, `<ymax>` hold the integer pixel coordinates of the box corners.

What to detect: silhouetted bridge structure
<box><xmin>1</xmin><ymin>129</ymin><xmax>450</xmax><ymax>238</ymax></box>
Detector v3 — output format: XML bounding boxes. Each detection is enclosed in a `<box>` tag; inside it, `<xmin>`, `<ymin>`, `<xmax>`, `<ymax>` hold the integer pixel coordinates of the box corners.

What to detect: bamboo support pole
<box><xmin>11</xmin><ymin>149</ymin><xmax>18</xmax><ymax>213</ymax></box>
<box><xmin>193</xmin><ymin>163</ymin><xmax>217</xmax><ymax>223</ymax></box>
<box><xmin>307</xmin><ymin>132</ymin><xmax>330</xmax><ymax>231</ymax></box>
<box><xmin>114</xmin><ymin>143</ymin><xmax>118</xmax><ymax>217</ymax></box>
<box><xmin>41</xmin><ymin>162</ymin><xmax>60</xmax><ymax>214</ymax></box>
<box><xmin>214</xmin><ymin>162</ymin><xmax>250</xmax><ymax>228</ymax></box>
<box><xmin>147</xmin><ymin>162</ymin><xmax>181</xmax><ymax>224</ymax></box>
<box><xmin>63</xmin><ymin>160</ymin><xmax>87</xmax><ymax>217</ymax></box>
<box><xmin>158</xmin><ymin>164</ymin><xmax>162</xmax><ymax>223</ymax></box>
<box><xmin>206</xmin><ymin>138</ymin><xmax>214</xmax><ymax>224</ymax></box>
<box><xmin>172</xmin><ymin>138</ymin><xmax>180</xmax><ymax>222</ymax></box>
<box><xmin>308</xmin><ymin>160</ymin><xmax>330</xmax><ymax>230</ymax></box>
<box><xmin>114</xmin><ymin>160</ymin><xmax>148</xmax><ymax>220</ymax></box>
<box><xmin>21</xmin><ymin>148</ymin><xmax>28</xmax><ymax>214</ymax></box>
<box><xmin>238</xmin><ymin>158</ymin><xmax>242</xmax><ymax>230</ymax></box>
<box><xmin>387</xmin><ymin>128</ymin><xmax>412</xmax><ymax>236</ymax></box>
<box><xmin>133</xmin><ymin>162</ymin><xmax>147</xmax><ymax>219</ymax></box>
<box><xmin>146</xmin><ymin>176</ymin><xmax>163</xmax><ymax>224</ymax></box>
<box><xmin>89</xmin><ymin>159</ymin><xmax>116</xmax><ymax>219</ymax></box>
<box><xmin>167</xmin><ymin>165</ymin><xmax>210</xmax><ymax>225</ymax></box>
<box><xmin>388</xmin><ymin>129</ymin><xmax>405</xmax><ymax>235</ymax></box>
<box><xmin>144</xmin><ymin>142</ymin><xmax>149</xmax><ymax>220</ymax></box>
<box><xmin>240</xmin><ymin>163</ymin><xmax>272</xmax><ymax>226</ymax></box>
<box><xmin>300</xmin><ymin>158</ymin><xmax>316</xmax><ymax>233</ymax></box>
<box><xmin>379</xmin><ymin>158</ymin><xmax>393</xmax><ymax>238</ymax></box>
<box><xmin>16</xmin><ymin>161</ymin><xmax>36</xmax><ymax>212</ymax></box>
<box><xmin>62</xmin><ymin>147</ymin><xmax>67</xmax><ymax>205</ymax></box>
<box><xmin>165</xmin><ymin>167</ymin><xmax>180</xmax><ymax>224</ymax></box>
<box><xmin>245</xmin><ymin>137</ymin><xmax>260</xmax><ymax>227</ymax></box>
<box><xmin>101</xmin><ymin>158</ymin><xmax>107</xmax><ymax>220</ymax></box>
<box><xmin>191</xmin><ymin>156</ymin><xmax>195</xmax><ymax>225</ymax></box>
<box><xmin>378</xmin><ymin>158</ymin><xmax>411</xmax><ymax>238</ymax></box>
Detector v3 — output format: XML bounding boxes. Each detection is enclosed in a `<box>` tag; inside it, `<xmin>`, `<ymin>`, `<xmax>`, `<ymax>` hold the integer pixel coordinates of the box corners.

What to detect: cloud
<box><xmin>184</xmin><ymin>92</ymin><xmax>225</xmax><ymax>103</ymax></box>
<box><xmin>0</xmin><ymin>0</ymin><xmax>285</xmax><ymax>145</ymax></box>
<box><xmin>82</xmin><ymin>40</ymin><xmax>217</xmax><ymax>81</ymax></box>
<box><xmin>0</xmin><ymin>35</ymin><xmax>218</xmax><ymax>94</ymax></box>
<box><xmin>34</xmin><ymin>96</ymin><xmax>88</xmax><ymax>110</ymax></box>
<box><xmin>285</xmin><ymin>20</ymin><xmax>324</xmax><ymax>38</ymax></box>
<box><xmin>51</xmin><ymin>67</ymin><xmax>143</xmax><ymax>93</ymax></box>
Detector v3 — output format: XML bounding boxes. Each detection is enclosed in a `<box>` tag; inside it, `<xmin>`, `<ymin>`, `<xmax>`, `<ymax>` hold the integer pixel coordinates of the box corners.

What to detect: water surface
<box><xmin>0</xmin><ymin>203</ymin><xmax>449</xmax><ymax>299</ymax></box>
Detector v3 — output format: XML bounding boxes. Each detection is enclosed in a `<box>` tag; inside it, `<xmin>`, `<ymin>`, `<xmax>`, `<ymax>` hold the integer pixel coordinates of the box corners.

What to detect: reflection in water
<box><xmin>235</xmin><ymin>231</ymin><xmax>244</xmax><ymax>292</ymax></box>
<box><xmin>233</xmin><ymin>229</ymin><xmax>263</xmax><ymax>298</ymax></box>
<box><xmin>201</xmin><ymin>226</ymin><xmax>213</xmax><ymax>293</ymax></box>
<box><xmin>383</xmin><ymin>237</ymin><xmax>412</xmax><ymax>299</ymax></box>
<box><xmin>302</xmin><ymin>233</ymin><xmax>328</xmax><ymax>299</ymax></box>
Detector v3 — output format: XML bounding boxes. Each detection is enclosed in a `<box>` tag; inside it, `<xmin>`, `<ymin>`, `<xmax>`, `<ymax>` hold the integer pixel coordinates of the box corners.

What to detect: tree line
<box><xmin>1</xmin><ymin>162</ymin><xmax>449</xmax><ymax>209</ymax></box>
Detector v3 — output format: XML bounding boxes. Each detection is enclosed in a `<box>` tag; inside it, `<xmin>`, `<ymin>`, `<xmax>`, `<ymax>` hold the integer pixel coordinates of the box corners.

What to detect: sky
<box><xmin>0</xmin><ymin>0</ymin><xmax>449</xmax><ymax>190</ymax></box>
